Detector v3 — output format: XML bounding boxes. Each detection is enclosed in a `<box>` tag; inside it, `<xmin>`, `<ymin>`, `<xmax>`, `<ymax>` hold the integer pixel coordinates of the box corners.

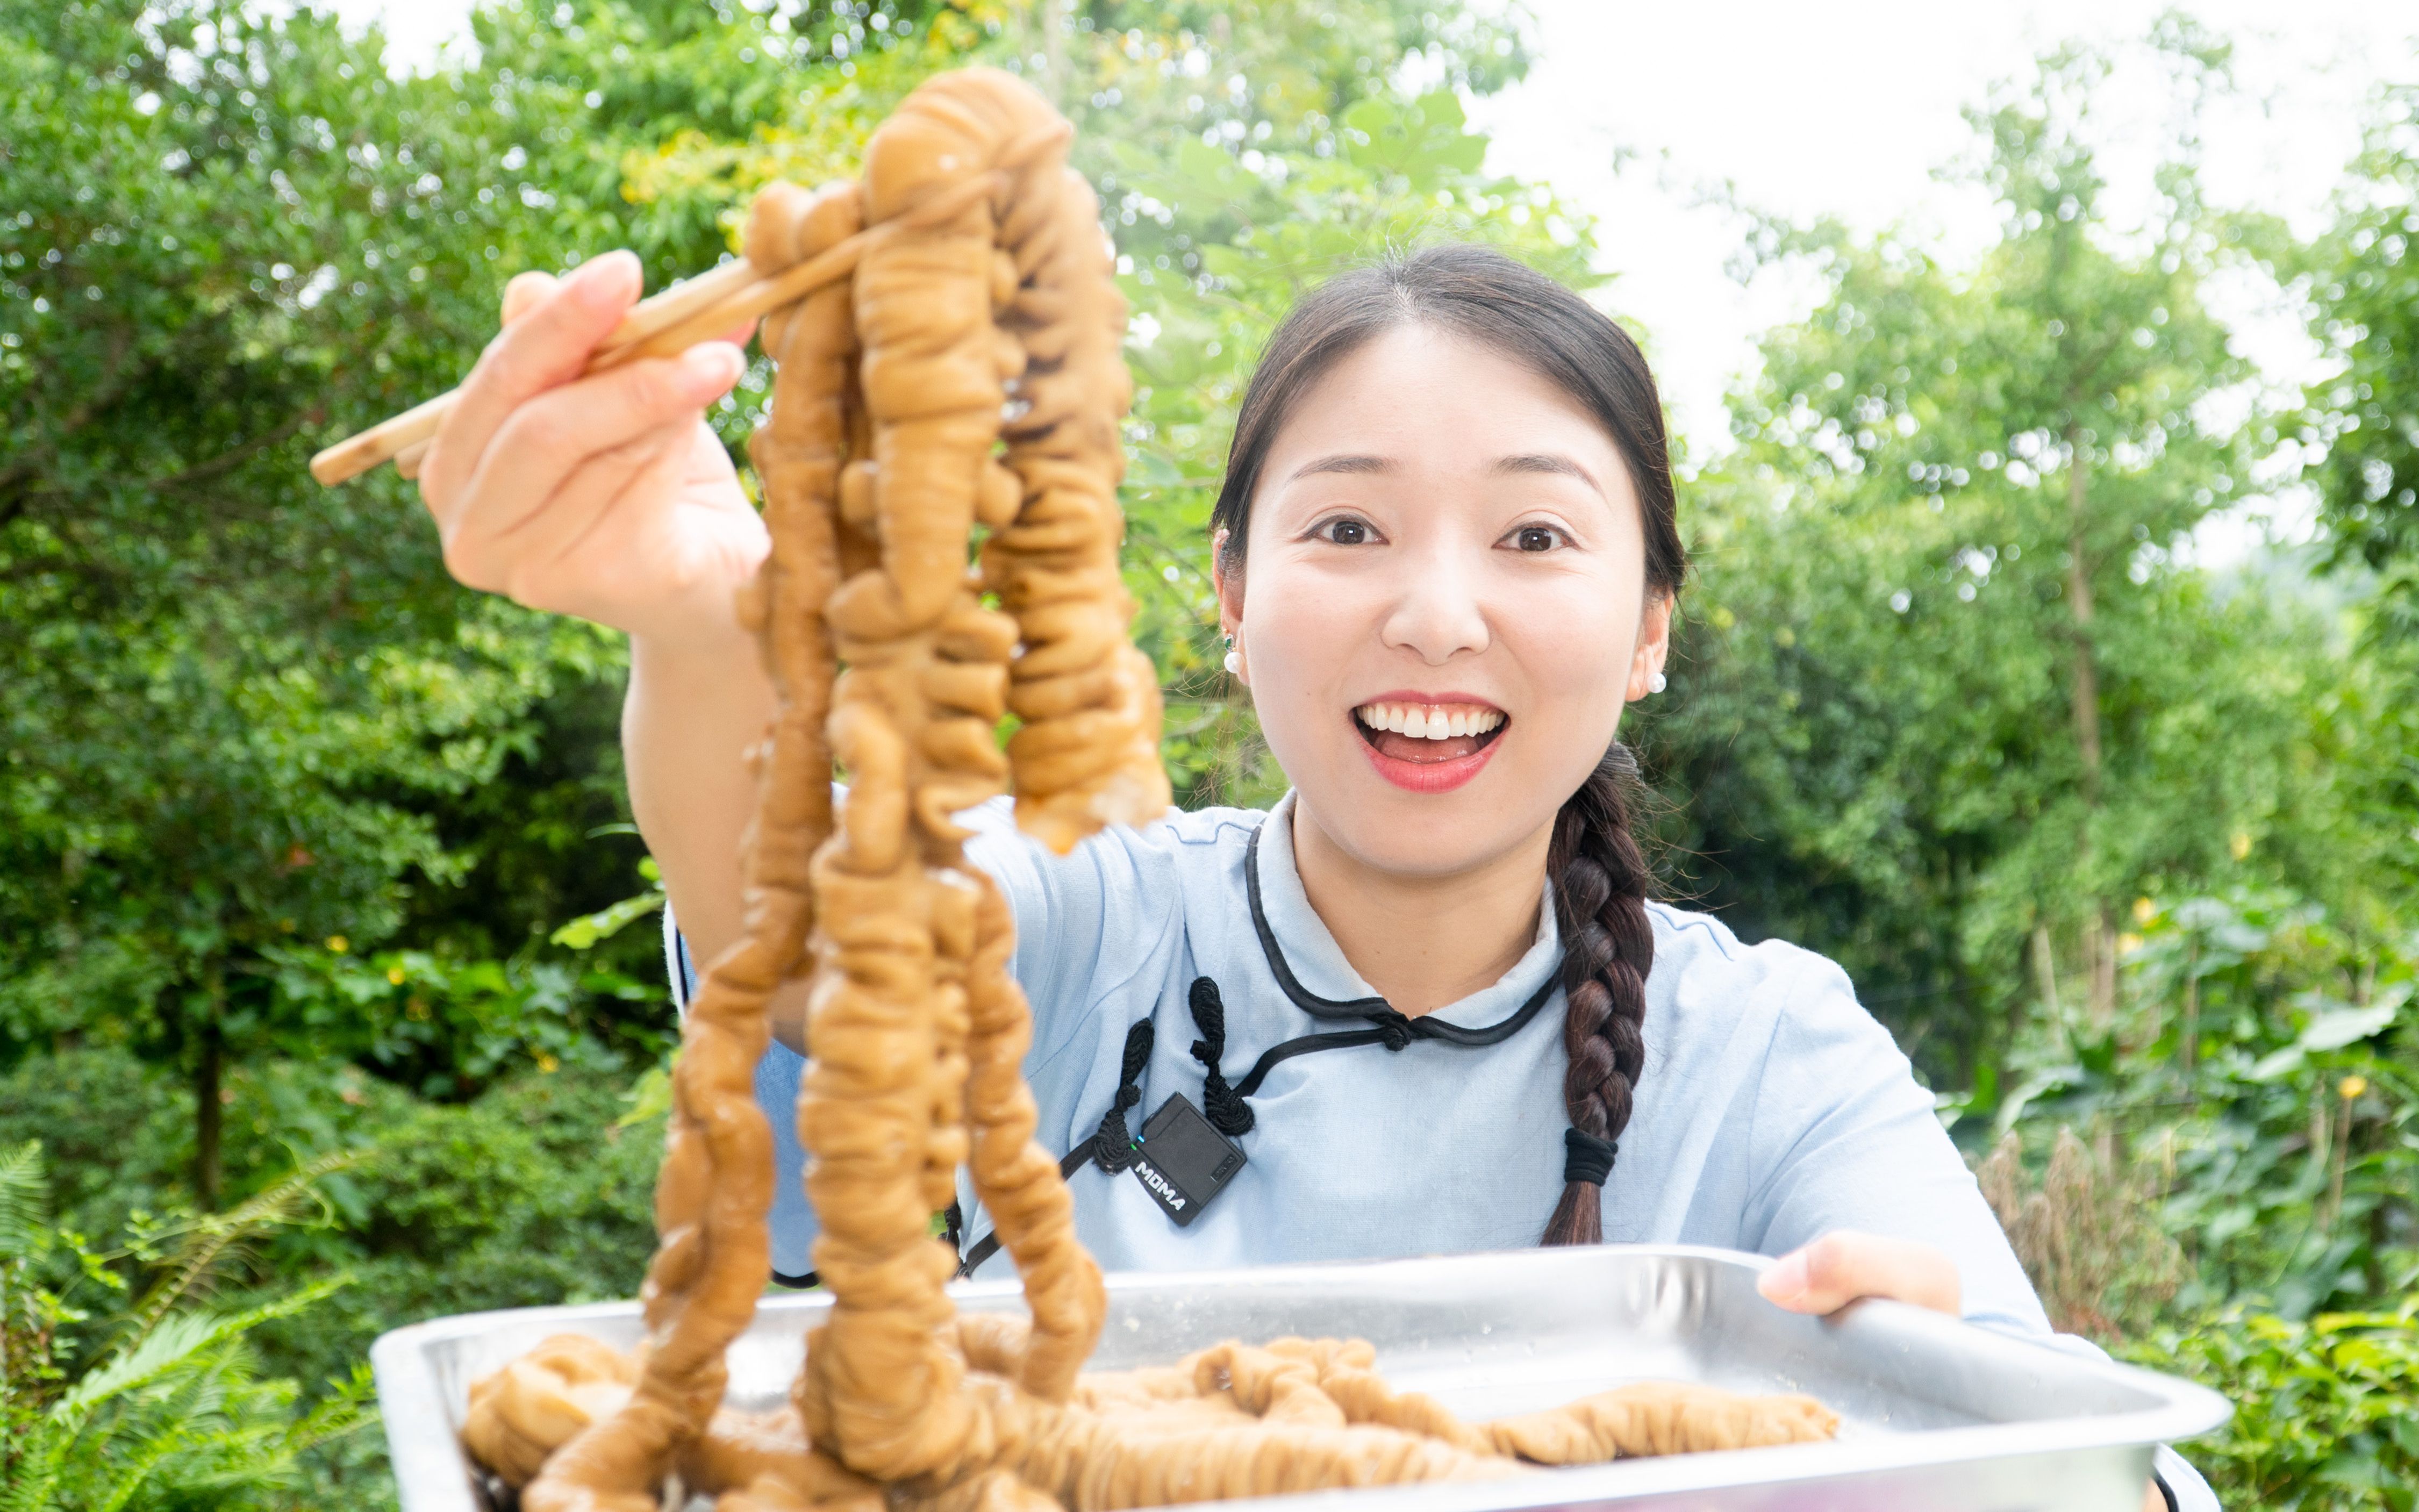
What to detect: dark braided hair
<box><xmin>1208</xmin><ymin>243</ymin><xmax>1684</xmax><ymax>1248</ymax></box>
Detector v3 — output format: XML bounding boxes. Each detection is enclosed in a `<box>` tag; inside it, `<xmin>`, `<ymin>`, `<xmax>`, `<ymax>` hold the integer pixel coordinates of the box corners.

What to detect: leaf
<box><xmin>2297</xmin><ymin>1002</ymin><xmax>2397</xmax><ymax>1052</ymax></box>
<box><xmin>551</xmin><ymin>888</ymin><xmax>667</xmax><ymax>951</ymax></box>
<box><xmin>0</xmin><ymin>1138</ymin><xmax>46</xmax><ymax>1259</ymax></box>
<box><xmin>2249</xmin><ymin>1044</ymin><xmax>2306</xmax><ymax>1082</ymax></box>
<box><xmin>614</xmin><ymin>1060</ymin><xmax>676</xmax><ymax>1131</ymax></box>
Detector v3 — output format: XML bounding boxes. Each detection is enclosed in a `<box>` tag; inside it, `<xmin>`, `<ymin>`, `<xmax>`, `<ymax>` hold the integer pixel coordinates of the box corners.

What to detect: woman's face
<box><xmin>1218</xmin><ymin>323</ymin><xmax>1670</xmax><ymax>881</ymax></box>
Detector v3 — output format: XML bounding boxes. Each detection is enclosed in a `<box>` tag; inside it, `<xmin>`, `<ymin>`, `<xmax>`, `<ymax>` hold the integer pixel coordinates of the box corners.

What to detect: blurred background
<box><xmin>2</xmin><ymin>2</ymin><xmax>2414</xmax><ymax>1505</ymax></box>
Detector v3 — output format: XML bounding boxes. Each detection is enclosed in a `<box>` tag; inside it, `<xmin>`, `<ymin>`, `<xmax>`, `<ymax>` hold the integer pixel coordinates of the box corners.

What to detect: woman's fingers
<box><xmin>473</xmin><ymin>421</ymin><xmax>695</xmax><ymax>608</ymax></box>
<box><xmin>454</xmin><ymin>342</ymin><xmax>744</xmax><ymax>537</ymax></box>
<box><xmin>500</xmin><ymin>269</ymin><xmax>561</xmax><ymax>326</ymax></box>
<box><xmin>1756</xmin><ymin>1230</ymin><xmax>1963</xmax><ymax>1317</ymax></box>
<box><xmin>420</xmin><ymin>249</ymin><xmax>642</xmax><ymax>519</ymax></box>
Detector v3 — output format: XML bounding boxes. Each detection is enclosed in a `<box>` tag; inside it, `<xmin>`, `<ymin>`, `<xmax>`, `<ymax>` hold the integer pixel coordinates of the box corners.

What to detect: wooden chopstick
<box><xmin>302</xmin><ymin>123</ymin><xmax>1069</xmax><ymax>489</ymax></box>
<box><xmin>306</xmin><ymin>143</ymin><xmax>1052</xmax><ymax>489</ymax></box>
<box><xmin>310</xmin><ymin>255</ymin><xmax>778</xmax><ymax>487</ymax></box>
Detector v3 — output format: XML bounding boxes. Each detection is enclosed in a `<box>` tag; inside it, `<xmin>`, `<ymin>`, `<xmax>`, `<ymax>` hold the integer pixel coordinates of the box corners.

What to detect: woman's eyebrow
<box><xmin>1287</xmin><ymin>453</ymin><xmax>1393</xmax><ymax>481</ymax></box>
<box><xmin>1491</xmin><ymin>452</ymin><xmax>1602</xmax><ymax>492</ymax></box>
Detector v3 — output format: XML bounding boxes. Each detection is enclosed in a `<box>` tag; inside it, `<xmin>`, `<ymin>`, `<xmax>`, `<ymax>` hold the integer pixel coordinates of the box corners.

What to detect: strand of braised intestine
<box><xmin>793</xmin><ymin>71</ymin><xmax>1119</xmax><ymax>1490</ymax></box>
<box><xmin>518</xmin><ymin>157</ymin><xmax>866</xmax><ymax>1512</ymax></box>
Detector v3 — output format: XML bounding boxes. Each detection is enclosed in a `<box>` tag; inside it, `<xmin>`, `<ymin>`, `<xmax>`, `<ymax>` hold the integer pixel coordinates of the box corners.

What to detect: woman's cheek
<box><xmin>1498</xmin><ymin>576</ymin><xmax>1636</xmax><ymax>743</ymax></box>
<box><xmin>1242</xmin><ymin>570</ymin><xmax>1362</xmax><ymax>775</ymax></box>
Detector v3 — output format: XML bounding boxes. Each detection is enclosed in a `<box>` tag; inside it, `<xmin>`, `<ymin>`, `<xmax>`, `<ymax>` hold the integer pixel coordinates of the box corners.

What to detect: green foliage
<box><xmin>0</xmin><ymin>1046</ymin><xmax>662</xmax><ymax>1498</ymax></box>
<box><xmin>0</xmin><ymin>0</ymin><xmax>684</xmax><ymax>1199</ymax></box>
<box><xmin>2127</xmin><ymin>1303</ymin><xmax>2419</xmax><ymax>1511</ymax></box>
<box><xmin>1643</xmin><ymin>31</ymin><xmax>2365</xmax><ymax>1077</ymax></box>
<box><xmin>2307</xmin><ymin>83</ymin><xmax>2419</xmax><ymax>611</ymax></box>
<box><xmin>1970</xmin><ymin>890</ymin><xmax>2417</xmax><ymax>1323</ymax></box>
<box><xmin>0</xmin><ymin>1140</ymin><xmax>371</xmax><ymax>1511</ymax></box>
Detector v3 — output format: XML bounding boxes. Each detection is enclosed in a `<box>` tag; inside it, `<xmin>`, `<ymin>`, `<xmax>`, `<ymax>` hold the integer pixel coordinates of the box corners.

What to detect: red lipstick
<box><xmin>1349</xmin><ymin>694</ymin><xmax>1508</xmax><ymax>794</ymax></box>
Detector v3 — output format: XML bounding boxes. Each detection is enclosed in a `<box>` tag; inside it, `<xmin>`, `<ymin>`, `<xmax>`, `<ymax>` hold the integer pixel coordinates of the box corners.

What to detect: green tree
<box><xmin>0</xmin><ymin>0</ymin><xmax>664</xmax><ymax>1200</ymax></box>
<box><xmin>1644</xmin><ymin>27</ymin><xmax>2327</xmax><ymax>1075</ymax></box>
<box><xmin>2298</xmin><ymin>78</ymin><xmax>2419</xmax><ymax>928</ymax></box>
<box><xmin>2307</xmin><ymin>81</ymin><xmax>2419</xmax><ymax>621</ymax></box>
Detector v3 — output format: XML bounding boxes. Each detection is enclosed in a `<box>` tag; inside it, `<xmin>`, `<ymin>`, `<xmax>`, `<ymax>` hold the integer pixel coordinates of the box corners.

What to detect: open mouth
<box><xmin>1350</xmin><ymin>699</ymin><xmax>1508</xmax><ymax>793</ymax></box>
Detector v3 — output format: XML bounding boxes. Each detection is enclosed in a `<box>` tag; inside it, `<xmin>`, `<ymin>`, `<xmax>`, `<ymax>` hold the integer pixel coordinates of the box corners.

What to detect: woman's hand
<box><xmin>1754</xmin><ymin>1229</ymin><xmax>1960</xmax><ymax>1316</ymax></box>
<box><xmin>1758</xmin><ymin>1231</ymin><xmax>2167</xmax><ymax>1512</ymax></box>
<box><xmin>416</xmin><ymin>248</ymin><xmax>767</xmax><ymax>653</ymax></box>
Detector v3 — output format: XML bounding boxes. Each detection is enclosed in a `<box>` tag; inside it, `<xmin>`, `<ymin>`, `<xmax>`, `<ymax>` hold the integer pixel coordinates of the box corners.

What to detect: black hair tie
<box><xmin>1563</xmin><ymin>1128</ymin><xmax>1618</xmax><ymax>1186</ymax></box>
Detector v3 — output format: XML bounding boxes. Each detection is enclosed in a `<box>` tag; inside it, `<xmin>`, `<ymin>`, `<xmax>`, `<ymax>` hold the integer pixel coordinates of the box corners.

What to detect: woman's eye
<box><xmin>1317</xmin><ymin>517</ymin><xmax>1375</xmax><ymax>546</ymax></box>
<box><xmin>1508</xmin><ymin>524</ymin><xmax>1568</xmax><ymax>553</ymax></box>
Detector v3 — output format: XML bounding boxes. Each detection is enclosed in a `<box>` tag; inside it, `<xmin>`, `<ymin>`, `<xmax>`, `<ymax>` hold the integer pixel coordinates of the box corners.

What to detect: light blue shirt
<box><xmin>668</xmin><ymin>791</ymin><xmax>2215</xmax><ymax>1507</ymax></box>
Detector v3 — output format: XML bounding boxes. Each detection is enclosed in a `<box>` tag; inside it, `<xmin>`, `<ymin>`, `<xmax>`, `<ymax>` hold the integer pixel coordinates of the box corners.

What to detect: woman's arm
<box><xmin>624</xmin><ymin>634</ymin><xmax>776</xmax><ymax>974</ymax></box>
<box><xmin>1733</xmin><ymin>954</ymin><xmax>2203</xmax><ymax>1512</ymax></box>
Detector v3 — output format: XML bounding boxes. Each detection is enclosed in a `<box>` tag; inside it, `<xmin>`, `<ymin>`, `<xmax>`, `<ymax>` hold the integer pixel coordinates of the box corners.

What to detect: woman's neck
<box><xmin>1288</xmin><ymin>798</ymin><xmax>1554</xmax><ymax>1017</ymax></box>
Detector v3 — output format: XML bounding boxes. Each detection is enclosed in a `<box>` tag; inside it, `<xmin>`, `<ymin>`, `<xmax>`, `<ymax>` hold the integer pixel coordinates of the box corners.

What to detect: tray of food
<box><xmin>373</xmin><ymin>1242</ymin><xmax>2227</xmax><ymax>1512</ymax></box>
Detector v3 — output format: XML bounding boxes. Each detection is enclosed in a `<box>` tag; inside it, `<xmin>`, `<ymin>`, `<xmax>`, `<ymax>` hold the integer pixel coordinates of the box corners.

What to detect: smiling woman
<box><xmin>1203</xmin><ymin>248</ymin><xmax>1679</xmax><ymax>1246</ymax></box>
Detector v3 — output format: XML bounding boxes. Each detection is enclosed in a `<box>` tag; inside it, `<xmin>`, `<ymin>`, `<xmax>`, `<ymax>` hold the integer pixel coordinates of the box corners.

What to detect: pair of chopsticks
<box><xmin>309</xmin><ymin>118</ymin><xmax>1072</xmax><ymax>489</ymax></box>
<box><xmin>308</xmin><ymin>237</ymin><xmax>857</xmax><ymax>487</ymax></box>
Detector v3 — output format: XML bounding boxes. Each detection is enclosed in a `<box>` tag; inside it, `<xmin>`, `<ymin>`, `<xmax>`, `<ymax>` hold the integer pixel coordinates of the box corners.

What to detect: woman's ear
<box><xmin>1625</xmin><ymin>591</ymin><xmax>1674</xmax><ymax>703</ymax></box>
<box><xmin>1211</xmin><ymin>528</ymin><xmax>1243</xmax><ymax>639</ymax></box>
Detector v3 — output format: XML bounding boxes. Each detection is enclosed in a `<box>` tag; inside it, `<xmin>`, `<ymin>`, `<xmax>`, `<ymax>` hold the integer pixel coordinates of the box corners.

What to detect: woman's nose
<box><xmin>1377</xmin><ymin>548</ymin><xmax>1491</xmax><ymax>665</ymax></box>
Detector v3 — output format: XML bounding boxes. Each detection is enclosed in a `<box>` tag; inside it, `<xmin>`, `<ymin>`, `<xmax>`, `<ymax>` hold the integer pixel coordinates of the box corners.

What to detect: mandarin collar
<box><xmin>1253</xmin><ymin>791</ymin><xmax>1562</xmax><ymax>1030</ymax></box>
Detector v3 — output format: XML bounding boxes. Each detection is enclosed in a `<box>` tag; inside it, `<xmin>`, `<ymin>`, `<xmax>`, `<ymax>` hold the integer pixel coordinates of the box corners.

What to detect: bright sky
<box><xmin>334</xmin><ymin>0</ymin><xmax>2416</xmax><ymax>554</ymax></box>
<box><xmin>1471</xmin><ymin>2</ymin><xmax>2414</xmax><ymax>456</ymax></box>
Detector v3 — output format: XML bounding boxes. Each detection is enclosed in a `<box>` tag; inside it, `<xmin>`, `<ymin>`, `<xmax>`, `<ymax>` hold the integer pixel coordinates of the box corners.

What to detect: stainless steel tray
<box><xmin>372</xmin><ymin>1244</ymin><xmax>2227</xmax><ymax>1511</ymax></box>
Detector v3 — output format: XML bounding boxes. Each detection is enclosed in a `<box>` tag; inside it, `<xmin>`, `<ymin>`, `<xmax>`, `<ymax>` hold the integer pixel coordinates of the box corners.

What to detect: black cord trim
<box><xmin>1088</xmin><ymin>1019</ymin><xmax>1155</xmax><ymax>1173</ymax></box>
<box><xmin>957</xmin><ymin>1142</ymin><xmax>1095</xmax><ymax>1279</ymax></box>
<box><xmin>770</xmin><ymin>1268</ymin><xmax>820</xmax><ymax>1289</ymax></box>
<box><xmin>1187</xmin><ymin>976</ymin><xmax>1256</xmax><ymax>1135</ymax></box>
<box><xmin>1242</xmin><ymin>821</ymin><xmax>1562</xmax><ymax>1047</ymax></box>
<box><xmin>1231</xmin><ymin>1027</ymin><xmax>1397</xmax><ymax>1098</ymax></box>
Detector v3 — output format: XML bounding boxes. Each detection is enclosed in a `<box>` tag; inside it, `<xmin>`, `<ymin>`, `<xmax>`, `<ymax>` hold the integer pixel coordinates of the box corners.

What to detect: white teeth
<box><xmin>1354</xmin><ymin>703</ymin><xmax>1504</xmax><ymax>741</ymax></box>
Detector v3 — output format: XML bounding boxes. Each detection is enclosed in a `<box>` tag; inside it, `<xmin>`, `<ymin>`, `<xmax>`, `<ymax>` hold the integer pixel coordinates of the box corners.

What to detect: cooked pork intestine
<box><xmin>476</xmin><ymin>67</ymin><xmax>1837</xmax><ymax>1512</ymax></box>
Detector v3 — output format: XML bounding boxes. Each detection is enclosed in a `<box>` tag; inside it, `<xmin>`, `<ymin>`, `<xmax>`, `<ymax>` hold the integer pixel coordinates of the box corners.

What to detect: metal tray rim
<box><xmin>371</xmin><ymin>1244</ymin><xmax>2231</xmax><ymax>1511</ymax></box>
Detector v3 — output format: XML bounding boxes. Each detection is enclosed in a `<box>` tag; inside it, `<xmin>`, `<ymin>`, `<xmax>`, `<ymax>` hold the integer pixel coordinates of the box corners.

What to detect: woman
<box><xmin>419</xmin><ymin>242</ymin><xmax>2210</xmax><ymax>1510</ymax></box>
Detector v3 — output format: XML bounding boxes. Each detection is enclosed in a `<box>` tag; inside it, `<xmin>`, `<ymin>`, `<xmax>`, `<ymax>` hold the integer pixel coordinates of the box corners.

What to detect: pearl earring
<box><xmin>1649</xmin><ymin>671</ymin><xmax>1667</xmax><ymax>694</ymax></box>
<box><xmin>1222</xmin><ymin>635</ymin><xmax>1242</xmax><ymax>678</ymax></box>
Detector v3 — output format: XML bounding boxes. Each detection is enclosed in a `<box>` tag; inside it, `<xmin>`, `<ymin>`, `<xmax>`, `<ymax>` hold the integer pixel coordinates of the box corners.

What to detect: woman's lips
<box><xmin>1350</xmin><ymin>708</ymin><xmax>1507</xmax><ymax>793</ymax></box>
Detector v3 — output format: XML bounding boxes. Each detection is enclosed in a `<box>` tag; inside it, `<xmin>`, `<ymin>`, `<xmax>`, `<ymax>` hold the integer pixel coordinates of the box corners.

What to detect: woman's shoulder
<box><xmin>1639</xmin><ymin>902</ymin><xmax>1925</xmax><ymax>1135</ymax></box>
<box><xmin>1641</xmin><ymin>901</ymin><xmax>1885</xmax><ymax>1053</ymax></box>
